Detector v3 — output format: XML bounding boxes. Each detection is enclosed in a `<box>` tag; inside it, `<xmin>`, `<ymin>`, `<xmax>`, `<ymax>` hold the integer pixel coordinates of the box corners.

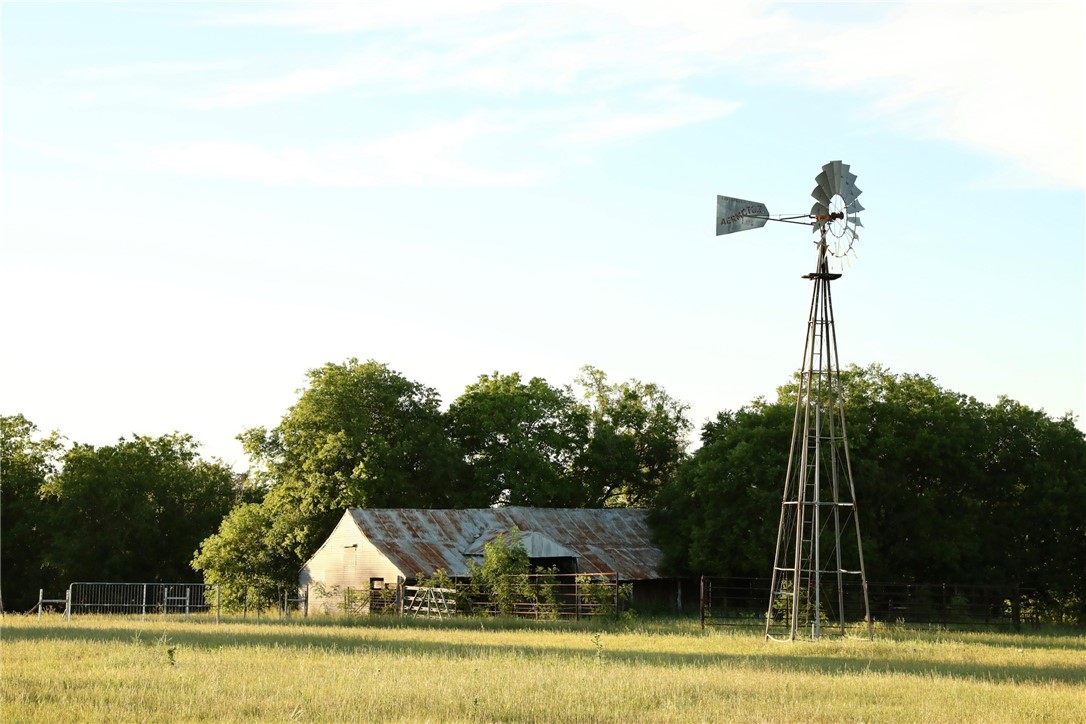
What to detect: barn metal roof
<box><xmin>346</xmin><ymin>507</ymin><xmax>665</xmax><ymax>581</ymax></box>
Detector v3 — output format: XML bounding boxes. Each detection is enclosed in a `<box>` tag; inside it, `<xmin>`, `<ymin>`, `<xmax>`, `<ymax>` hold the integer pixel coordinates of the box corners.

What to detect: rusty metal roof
<box><xmin>346</xmin><ymin>507</ymin><xmax>665</xmax><ymax>581</ymax></box>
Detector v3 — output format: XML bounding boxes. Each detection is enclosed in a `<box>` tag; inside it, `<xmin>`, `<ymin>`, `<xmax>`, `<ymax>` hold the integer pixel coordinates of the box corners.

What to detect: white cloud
<box><xmin>560</xmin><ymin>89</ymin><xmax>742</xmax><ymax>144</ymax></box>
<box><xmin>197</xmin><ymin>0</ymin><xmax>1083</xmax><ymax>189</ymax></box>
<box><xmin>210</xmin><ymin>0</ymin><xmax>525</xmax><ymax>33</ymax></box>
<box><xmin>780</xmin><ymin>3</ymin><xmax>1084</xmax><ymax>190</ymax></box>
<box><xmin>19</xmin><ymin>2</ymin><xmax>1078</xmax><ymax>189</ymax></box>
<box><xmin>136</xmin><ymin>115</ymin><xmax>542</xmax><ymax>187</ymax></box>
<box><xmin>68</xmin><ymin>60</ymin><xmax>245</xmax><ymax>80</ymax></box>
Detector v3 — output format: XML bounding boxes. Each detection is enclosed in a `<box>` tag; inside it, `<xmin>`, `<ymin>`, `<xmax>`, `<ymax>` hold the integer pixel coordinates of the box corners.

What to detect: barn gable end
<box><xmin>299</xmin><ymin>510</ymin><xmax>406</xmax><ymax>613</ymax></box>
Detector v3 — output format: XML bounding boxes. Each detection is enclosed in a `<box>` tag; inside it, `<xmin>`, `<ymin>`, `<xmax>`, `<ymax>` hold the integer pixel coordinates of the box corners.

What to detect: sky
<box><xmin>3</xmin><ymin>1</ymin><xmax>1083</xmax><ymax>470</ymax></box>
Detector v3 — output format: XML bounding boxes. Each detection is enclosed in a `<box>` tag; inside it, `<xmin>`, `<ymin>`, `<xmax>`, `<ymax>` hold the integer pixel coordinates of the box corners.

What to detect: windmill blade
<box><xmin>840</xmin><ymin>171</ymin><xmax>861</xmax><ymax>205</ymax></box>
<box><xmin>815</xmin><ymin>170</ymin><xmax>835</xmax><ymax>204</ymax></box>
<box><xmin>811</xmin><ymin>184</ymin><xmax>831</xmax><ymax>209</ymax></box>
<box><xmin>848</xmin><ymin>198</ymin><xmax>865</xmax><ymax>214</ymax></box>
<box><xmin>848</xmin><ymin>214</ymin><xmax>864</xmax><ymax>228</ymax></box>
<box><xmin>716</xmin><ymin>195</ymin><xmax>769</xmax><ymax>236</ymax></box>
<box><xmin>826</xmin><ymin>160</ymin><xmax>846</xmax><ymax>191</ymax></box>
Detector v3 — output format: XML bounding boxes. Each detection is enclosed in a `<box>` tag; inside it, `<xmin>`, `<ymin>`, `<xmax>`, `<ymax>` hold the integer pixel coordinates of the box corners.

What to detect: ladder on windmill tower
<box><xmin>715</xmin><ymin>161</ymin><xmax>872</xmax><ymax>641</ymax></box>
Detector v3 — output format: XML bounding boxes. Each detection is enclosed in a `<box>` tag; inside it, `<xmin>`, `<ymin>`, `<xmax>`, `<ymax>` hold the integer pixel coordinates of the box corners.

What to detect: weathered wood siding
<box><xmin>299</xmin><ymin>511</ymin><xmax>404</xmax><ymax>613</ymax></box>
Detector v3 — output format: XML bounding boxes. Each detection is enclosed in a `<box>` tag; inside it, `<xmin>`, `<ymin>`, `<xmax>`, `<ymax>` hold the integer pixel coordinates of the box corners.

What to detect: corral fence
<box><xmin>700</xmin><ymin>576</ymin><xmax>1039</xmax><ymax>630</ymax></box>
<box><xmin>307</xmin><ymin>572</ymin><xmax>624</xmax><ymax>620</ymax></box>
<box><xmin>453</xmin><ymin>572</ymin><xmax>623</xmax><ymax>620</ymax></box>
<box><xmin>58</xmin><ymin>582</ymin><xmax>221</xmax><ymax>621</ymax></box>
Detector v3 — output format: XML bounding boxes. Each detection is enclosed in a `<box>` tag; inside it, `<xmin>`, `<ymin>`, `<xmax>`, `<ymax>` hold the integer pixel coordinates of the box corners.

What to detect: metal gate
<box><xmin>66</xmin><ymin>582</ymin><xmax>220</xmax><ymax>621</ymax></box>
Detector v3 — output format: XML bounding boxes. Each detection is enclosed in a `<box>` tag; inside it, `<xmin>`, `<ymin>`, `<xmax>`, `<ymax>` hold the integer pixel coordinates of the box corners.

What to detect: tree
<box><xmin>447</xmin><ymin>372</ymin><xmax>591</xmax><ymax>507</ymax></box>
<box><xmin>0</xmin><ymin>414</ymin><xmax>64</xmax><ymax>611</ymax></box>
<box><xmin>231</xmin><ymin>359</ymin><xmax>477</xmax><ymax>570</ymax></box>
<box><xmin>40</xmin><ymin>433</ymin><xmax>238</xmax><ymax>584</ymax></box>
<box><xmin>979</xmin><ymin>398</ymin><xmax>1086</xmax><ymax>615</ymax></box>
<box><xmin>576</xmin><ymin>366</ymin><xmax>692</xmax><ymax>507</ymax></box>
<box><xmin>653</xmin><ymin>364</ymin><xmax>1086</xmax><ymax>619</ymax></box>
<box><xmin>651</xmin><ymin>401</ymin><xmax>790</xmax><ymax>579</ymax></box>
<box><xmin>447</xmin><ymin>368</ymin><xmax>692</xmax><ymax>508</ymax></box>
<box><xmin>465</xmin><ymin>529</ymin><xmax>534</xmax><ymax>616</ymax></box>
<box><xmin>190</xmin><ymin>500</ymin><xmax>297</xmax><ymax>610</ymax></box>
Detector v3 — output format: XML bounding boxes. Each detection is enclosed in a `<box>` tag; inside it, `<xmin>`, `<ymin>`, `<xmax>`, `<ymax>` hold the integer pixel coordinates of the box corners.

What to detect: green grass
<box><xmin>3</xmin><ymin>615</ymin><xmax>1084</xmax><ymax>722</ymax></box>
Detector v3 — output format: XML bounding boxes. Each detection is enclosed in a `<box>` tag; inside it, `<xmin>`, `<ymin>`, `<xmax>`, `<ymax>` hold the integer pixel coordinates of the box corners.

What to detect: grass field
<box><xmin>2</xmin><ymin>614</ymin><xmax>1084</xmax><ymax>722</ymax></box>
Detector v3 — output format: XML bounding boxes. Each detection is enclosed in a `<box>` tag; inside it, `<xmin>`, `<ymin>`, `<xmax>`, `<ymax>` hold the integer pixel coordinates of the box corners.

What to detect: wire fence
<box><xmin>60</xmin><ymin>582</ymin><xmax>220</xmax><ymax>621</ymax></box>
<box><xmin>700</xmin><ymin>576</ymin><xmax>1039</xmax><ymax>630</ymax></box>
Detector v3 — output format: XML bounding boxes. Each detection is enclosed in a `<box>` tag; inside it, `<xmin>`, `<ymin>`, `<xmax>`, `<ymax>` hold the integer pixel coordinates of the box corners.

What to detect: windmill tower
<box><xmin>715</xmin><ymin>161</ymin><xmax>872</xmax><ymax>640</ymax></box>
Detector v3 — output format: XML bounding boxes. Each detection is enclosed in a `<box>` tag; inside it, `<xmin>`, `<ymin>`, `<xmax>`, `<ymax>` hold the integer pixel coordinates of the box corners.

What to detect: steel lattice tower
<box><xmin>715</xmin><ymin>161</ymin><xmax>872</xmax><ymax>640</ymax></box>
<box><xmin>764</xmin><ymin>229</ymin><xmax>871</xmax><ymax>640</ymax></box>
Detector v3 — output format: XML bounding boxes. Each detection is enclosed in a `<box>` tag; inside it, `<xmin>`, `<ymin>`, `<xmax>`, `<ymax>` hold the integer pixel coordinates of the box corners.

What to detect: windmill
<box><xmin>715</xmin><ymin>161</ymin><xmax>872</xmax><ymax>640</ymax></box>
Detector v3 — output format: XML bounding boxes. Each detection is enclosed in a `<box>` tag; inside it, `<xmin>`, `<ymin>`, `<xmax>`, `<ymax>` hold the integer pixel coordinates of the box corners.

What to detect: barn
<box><xmin>299</xmin><ymin>507</ymin><xmax>689</xmax><ymax>614</ymax></box>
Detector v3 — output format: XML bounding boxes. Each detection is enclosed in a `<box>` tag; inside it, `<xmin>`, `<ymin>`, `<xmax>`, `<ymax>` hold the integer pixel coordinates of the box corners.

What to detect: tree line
<box><xmin>652</xmin><ymin>365</ymin><xmax>1086</xmax><ymax>621</ymax></box>
<box><xmin>1</xmin><ymin>360</ymin><xmax>691</xmax><ymax>611</ymax></box>
<box><xmin>3</xmin><ymin>359</ymin><xmax>1083</xmax><ymax>620</ymax></box>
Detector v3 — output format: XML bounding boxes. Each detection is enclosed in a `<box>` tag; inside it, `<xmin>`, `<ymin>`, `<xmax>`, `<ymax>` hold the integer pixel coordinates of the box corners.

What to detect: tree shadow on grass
<box><xmin>7</xmin><ymin>619</ymin><xmax>1085</xmax><ymax>685</ymax></box>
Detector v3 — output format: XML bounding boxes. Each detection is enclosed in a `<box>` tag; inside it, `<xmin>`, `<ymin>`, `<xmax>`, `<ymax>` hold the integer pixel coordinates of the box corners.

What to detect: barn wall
<box><xmin>299</xmin><ymin>513</ymin><xmax>404</xmax><ymax>614</ymax></box>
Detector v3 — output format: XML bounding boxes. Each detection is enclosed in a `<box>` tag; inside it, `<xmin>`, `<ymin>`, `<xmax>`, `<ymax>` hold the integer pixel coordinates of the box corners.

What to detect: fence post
<box><xmin>37</xmin><ymin>589</ymin><xmax>43</xmax><ymax>619</ymax></box>
<box><xmin>699</xmin><ymin>576</ymin><xmax>705</xmax><ymax>629</ymax></box>
<box><xmin>397</xmin><ymin>576</ymin><xmax>404</xmax><ymax>616</ymax></box>
<box><xmin>575</xmin><ymin>576</ymin><xmax>580</xmax><ymax>621</ymax></box>
<box><xmin>1012</xmin><ymin>582</ymin><xmax>1021</xmax><ymax>631</ymax></box>
<box><xmin>304</xmin><ymin>585</ymin><xmax>309</xmax><ymax>618</ymax></box>
<box><xmin>940</xmin><ymin>583</ymin><xmax>947</xmax><ymax>628</ymax></box>
<box><xmin>142</xmin><ymin>583</ymin><xmax>148</xmax><ymax>621</ymax></box>
<box><xmin>215</xmin><ymin>585</ymin><xmax>221</xmax><ymax>624</ymax></box>
<box><xmin>65</xmin><ymin>587</ymin><xmax>72</xmax><ymax>621</ymax></box>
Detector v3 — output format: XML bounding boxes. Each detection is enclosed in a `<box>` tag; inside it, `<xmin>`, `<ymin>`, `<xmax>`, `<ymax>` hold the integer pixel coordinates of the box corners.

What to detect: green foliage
<box><xmin>653</xmin><ymin>364</ymin><xmax>1086</xmax><ymax>621</ymax></box>
<box><xmin>0</xmin><ymin>415</ymin><xmax>64</xmax><ymax>610</ymax></box>
<box><xmin>190</xmin><ymin>502</ymin><xmax>295</xmax><ymax>611</ymax></box>
<box><xmin>447</xmin><ymin>367</ymin><xmax>692</xmax><ymax>508</ymax></box>
<box><xmin>466</xmin><ymin>529</ymin><xmax>535</xmax><ymax>616</ymax></box>
<box><xmin>651</xmin><ymin>400</ymin><xmax>789</xmax><ymax>578</ymax></box>
<box><xmin>448</xmin><ymin>373</ymin><xmax>591</xmax><ymax>507</ymax></box>
<box><xmin>575</xmin><ymin>575</ymin><xmax>630</xmax><ymax>618</ymax></box>
<box><xmin>238</xmin><ymin>359</ymin><xmax>479</xmax><ymax>560</ymax></box>
<box><xmin>532</xmin><ymin>566</ymin><xmax>561</xmax><ymax>620</ymax></box>
<box><xmin>575</xmin><ymin>366</ymin><xmax>692</xmax><ymax>507</ymax></box>
<box><xmin>38</xmin><ymin>432</ymin><xmax>238</xmax><ymax>587</ymax></box>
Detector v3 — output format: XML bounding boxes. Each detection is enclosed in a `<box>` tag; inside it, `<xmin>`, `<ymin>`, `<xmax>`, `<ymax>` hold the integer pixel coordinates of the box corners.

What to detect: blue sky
<box><xmin>3</xmin><ymin>1</ymin><xmax>1083</xmax><ymax>469</ymax></box>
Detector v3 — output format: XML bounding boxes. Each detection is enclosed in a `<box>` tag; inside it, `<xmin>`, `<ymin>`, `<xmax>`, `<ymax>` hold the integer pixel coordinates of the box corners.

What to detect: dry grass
<box><xmin>2</xmin><ymin>615</ymin><xmax>1084</xmax><ymax>722</ymax></box>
